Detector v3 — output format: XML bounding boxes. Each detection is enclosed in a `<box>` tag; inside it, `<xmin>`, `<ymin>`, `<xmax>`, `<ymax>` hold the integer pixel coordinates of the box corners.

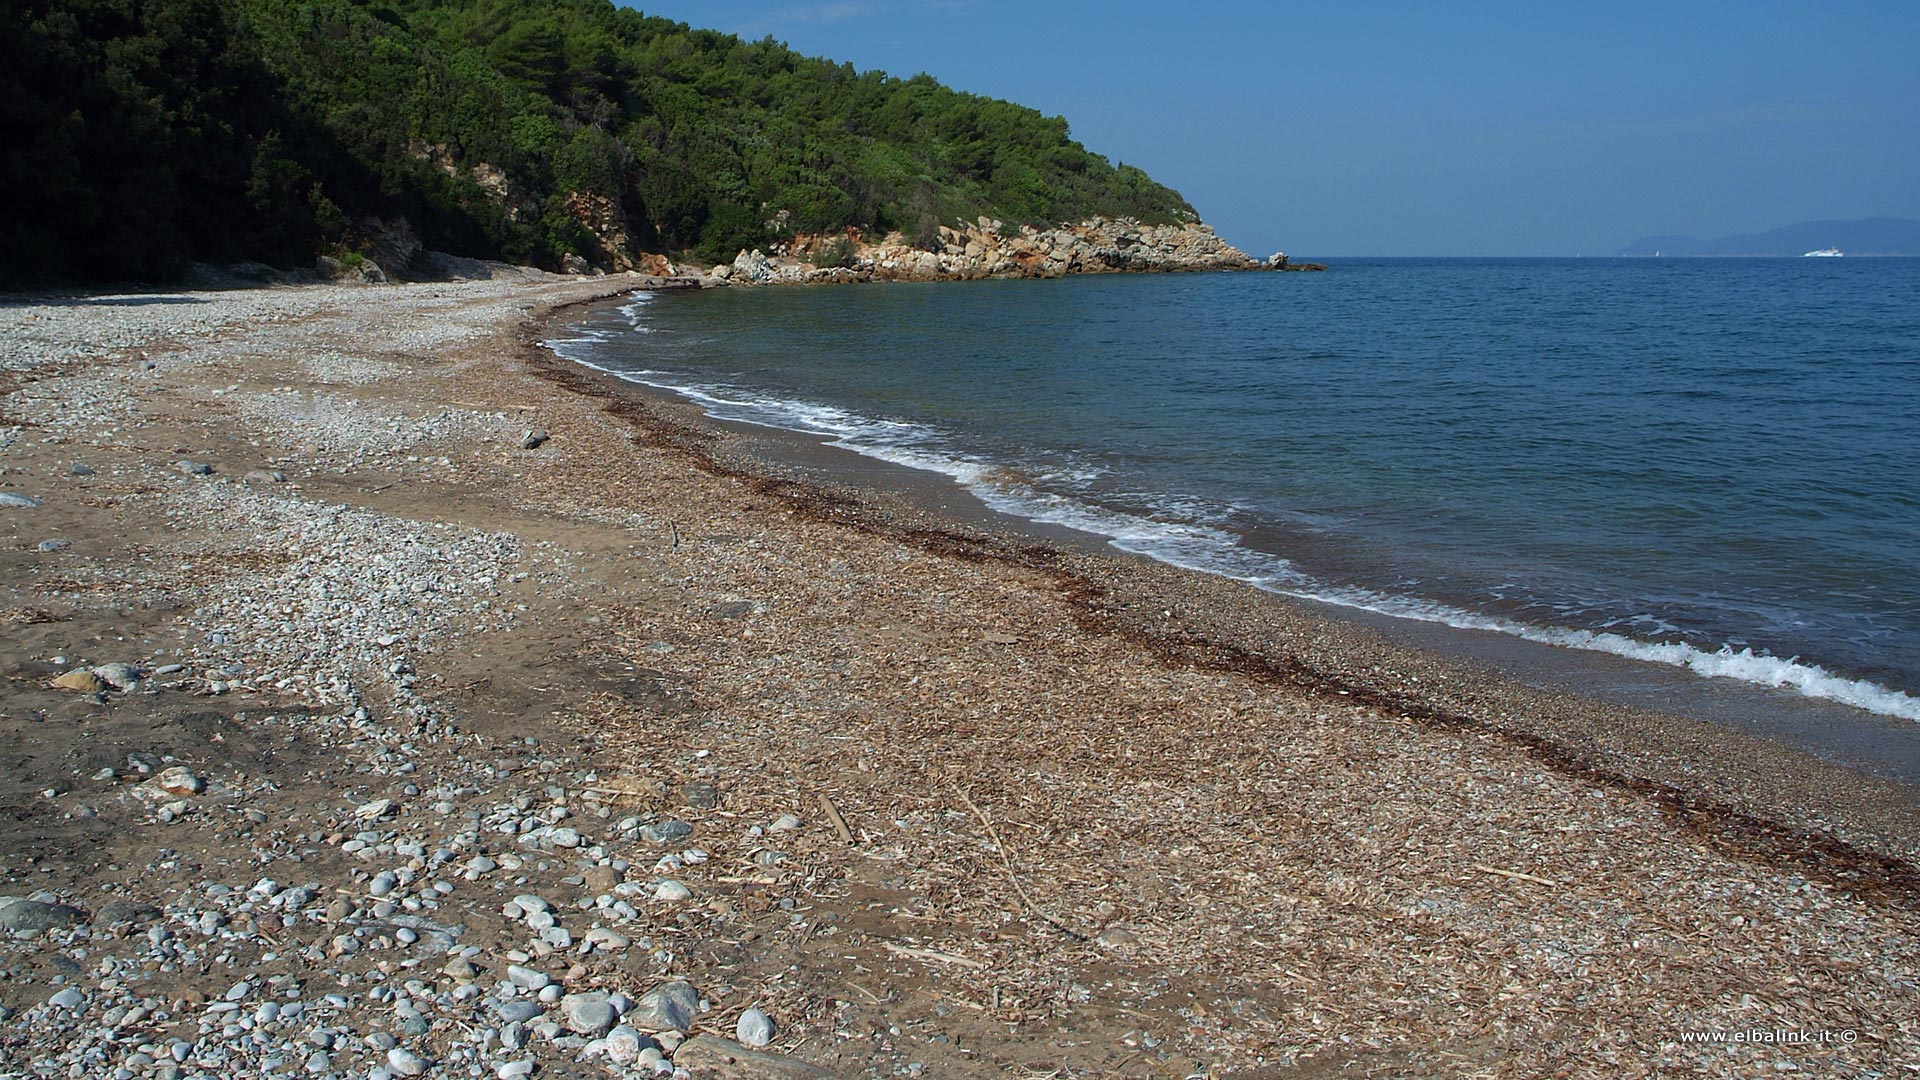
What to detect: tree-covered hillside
<box><xmin>1</xmin><ymin>0</ymin><xmax>1197</xmax><ymax>285</ymax></box>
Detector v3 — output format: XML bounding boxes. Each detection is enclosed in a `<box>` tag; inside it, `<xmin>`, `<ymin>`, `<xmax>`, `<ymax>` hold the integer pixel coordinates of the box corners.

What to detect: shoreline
<box><xmin>545</xmin><ymin>292</ymin><xmax>1920</xmax><ymax>807</ymax></box>
<box><xmin>3</xmin><ymin>275</ymin><xmax>1917</xmax><ymax>1077</ymax></box>
<box><xmin>531</xmin><ymin>294</ymin><xmax>1920</xmax><ymax>874</ymax></box>
<box><xmin>552</xmin><ymin>278</ymin><xmax>1920</xmax><ymax>734</ymax></box>
<box><xmin>567</xmin><ymin>317</ymin><xmax>1920</xmax><ymax>784</ymax></box>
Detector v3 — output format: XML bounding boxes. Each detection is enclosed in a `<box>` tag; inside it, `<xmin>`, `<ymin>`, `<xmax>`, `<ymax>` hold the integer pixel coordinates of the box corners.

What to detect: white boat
<box><xmin>1803</xmin><ymin>247</ymin><xmax>1844</xmax><ymax>257</ymax></box>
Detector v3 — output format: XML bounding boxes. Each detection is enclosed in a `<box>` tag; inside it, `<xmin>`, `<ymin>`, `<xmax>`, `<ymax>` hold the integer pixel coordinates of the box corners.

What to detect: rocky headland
<box><xmin>708</xmin><ymin>217</ymin><xmax>1289</xmax><ymax>287</ymax></box>
<box><xmin>638</xmin><ymin>217</ymin><xmax>1324</xmax><ymax>289</ymax></box>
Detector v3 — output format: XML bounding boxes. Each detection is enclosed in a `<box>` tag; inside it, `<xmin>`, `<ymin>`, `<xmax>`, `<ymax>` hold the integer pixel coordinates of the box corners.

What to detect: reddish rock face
<box><xmin>563</xmin><ymin>191</ymin><xmax>638</xmax><ymax>272</ymax></box>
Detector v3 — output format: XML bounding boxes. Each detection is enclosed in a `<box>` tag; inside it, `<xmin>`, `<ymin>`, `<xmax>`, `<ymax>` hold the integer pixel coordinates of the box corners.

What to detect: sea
<box><xmin>549</xmin><ymin>257</ymin><xmax>1920</xmax><ymax>729</ymax></box>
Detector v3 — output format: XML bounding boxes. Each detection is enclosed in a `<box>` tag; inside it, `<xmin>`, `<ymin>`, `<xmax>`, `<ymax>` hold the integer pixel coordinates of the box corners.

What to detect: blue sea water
<box><xmin>551</xmin><ymin>258</ymin><xmax>1920</xmax><ymax>721</ymax></box>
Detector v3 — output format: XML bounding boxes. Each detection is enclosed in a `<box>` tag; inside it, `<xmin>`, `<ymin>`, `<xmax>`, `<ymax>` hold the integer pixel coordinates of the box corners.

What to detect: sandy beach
<box><xmin>2</xmin><ymin>273</ymin><xmax>1917</xmax><ymax>1078</ymax></box>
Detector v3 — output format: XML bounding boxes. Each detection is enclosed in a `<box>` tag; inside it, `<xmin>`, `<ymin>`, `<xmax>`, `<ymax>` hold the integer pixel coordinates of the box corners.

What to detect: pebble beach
<box><xmin>1</xmin><ymin>272</ymin><xmax>1917</xmax><ymax>1078</ymax></box>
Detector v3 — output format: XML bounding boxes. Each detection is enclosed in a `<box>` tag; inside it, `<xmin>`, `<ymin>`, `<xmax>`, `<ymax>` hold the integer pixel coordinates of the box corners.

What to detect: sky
<box><xmin>621</xmin><ymin>1</ymin><xmax>1920</xmax><ymax>257</ymax></box>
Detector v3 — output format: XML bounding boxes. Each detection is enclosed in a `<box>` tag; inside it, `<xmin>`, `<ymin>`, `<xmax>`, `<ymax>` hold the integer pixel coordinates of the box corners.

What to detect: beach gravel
<box><xmin>0</xmin><ymin>273</ymin><xmax>1915</xmax><ymax>1079</ymax></box>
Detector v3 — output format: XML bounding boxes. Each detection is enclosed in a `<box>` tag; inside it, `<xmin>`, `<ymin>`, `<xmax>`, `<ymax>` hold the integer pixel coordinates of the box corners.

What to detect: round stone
<box><xmin>560</xmin><ymin>991</ymin><xmax>617</xmax><ymax>1036</ymax></box>
<box><xmin>736</xmin><ymin>1007</ymin><xmax>775</xmax><ymax>1048</ymax></box>
<box><xmin>495</xmin><ymin>1000</ymin><xmax>543</xmax><ymax>1024</ymax></box>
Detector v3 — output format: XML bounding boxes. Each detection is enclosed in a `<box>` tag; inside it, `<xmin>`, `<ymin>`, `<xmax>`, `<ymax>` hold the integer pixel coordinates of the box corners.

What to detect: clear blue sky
<box><xmin>622</xmin><ymin>2</ymin><xmax>1920</xmax><ymax>256</ymax></box>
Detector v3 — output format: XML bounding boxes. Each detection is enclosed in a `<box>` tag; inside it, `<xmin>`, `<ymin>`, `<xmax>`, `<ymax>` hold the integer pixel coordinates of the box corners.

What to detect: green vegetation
<box><xmin>1</xmin><ymin>0</ymin><xmax>1196</xmax><ymax>285</ymax></box>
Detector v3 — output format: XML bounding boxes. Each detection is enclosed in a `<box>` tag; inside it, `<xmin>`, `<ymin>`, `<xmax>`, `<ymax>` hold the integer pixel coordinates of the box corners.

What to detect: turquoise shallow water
<box><xmin>552</xmin><ymin>258</ymin><xmax>1920</xmax><ymax>720</ymax></box>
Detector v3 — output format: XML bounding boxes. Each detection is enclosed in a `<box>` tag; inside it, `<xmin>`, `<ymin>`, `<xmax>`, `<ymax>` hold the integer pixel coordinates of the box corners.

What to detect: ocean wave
<box><xmin>548</xmin><ymin>304</ymin><xmax>1920</xmax><ymax>723</ymax></box>
<box><xmin>1240</xmin><ymin>579</ymin><xmax>1920</xmax><ymax>721</ymax></box>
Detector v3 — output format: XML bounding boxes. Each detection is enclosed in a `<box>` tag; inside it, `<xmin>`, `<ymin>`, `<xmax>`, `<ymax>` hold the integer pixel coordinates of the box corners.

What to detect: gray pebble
<box><xmin>640</xmin><ymin>820</ymin><xmax>693</xmax><ymax>845</ymax></box>
<box><xmin>495</xmin><ymin>1000</ymin><xmax>543</xmax><ymax>1024</ymax></box>
<box><xmin>560</xmin><ymin>991</ymin><xmax>617</xmax><ymax>1036</ymax></box>
<box><xmin>507</xmin><ymin>965</ymin><xmax>551</xmax><ymax>991</ymax></box>
<box><xmin>626</xmin><ymin>981</ymin><xmax>698</xmax><ymax>1032</ymax></box>
<box><xmin>736</xmin><ymin>1007</ymin><xmax>775</xmax><ymax>1048</ymax></box>
<box><xmin>93</xmin><ymin>662</ymin><xmax>143</xmax><ymax>689</ymax></box>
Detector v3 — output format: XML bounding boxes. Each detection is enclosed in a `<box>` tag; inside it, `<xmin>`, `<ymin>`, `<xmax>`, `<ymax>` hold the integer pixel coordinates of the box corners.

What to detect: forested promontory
<box><xmin>2</xmin><ymin>0</ymin><xmax>1200</xmax><ymax>284</ymax></box>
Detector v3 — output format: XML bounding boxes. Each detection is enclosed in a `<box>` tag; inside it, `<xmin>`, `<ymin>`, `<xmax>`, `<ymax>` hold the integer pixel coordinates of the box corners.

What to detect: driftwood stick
<box><xmin>950</xmin><ymin>781</ymin><xmax>1088</xmax><ymax>941</ymax></box>
<box><xmin>819</xmin><ymin>793</ymin><xmax>854</xmax><ymax>843</ymax></box>
<box><xmin>1470</xmin><ymin>863</ymin><xmax>1559</xmax><ymax>887</ymax></box>
<box><xmin>881</xmin><ymin>942</ymin><xmax>988</xmax><ymax>970</ymax></box>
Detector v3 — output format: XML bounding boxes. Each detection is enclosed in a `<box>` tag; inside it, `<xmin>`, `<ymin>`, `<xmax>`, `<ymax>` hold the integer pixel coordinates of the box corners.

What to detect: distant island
<box><xmin>1617</xmin><ymin>217</ymin><xmax>1920</xmax><ymax>257</ymax></box>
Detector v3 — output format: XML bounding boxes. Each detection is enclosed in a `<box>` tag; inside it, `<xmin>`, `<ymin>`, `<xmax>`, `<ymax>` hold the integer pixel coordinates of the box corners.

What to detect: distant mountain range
<box><xmin>1617</xmin><ymin>217</ymin><xmax>1920</xmax><ymax>257</ymax></box>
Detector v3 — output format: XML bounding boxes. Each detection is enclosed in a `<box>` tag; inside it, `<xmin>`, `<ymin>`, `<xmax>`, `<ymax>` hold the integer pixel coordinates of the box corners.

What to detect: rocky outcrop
<box><xmin>409</xmin><ymin>141</ymin><xmax>529</xmax><ymax>224</ymax></box>
<box><xmin>354</xmin><ymin>215</ymin><xmax>423</xmax><ymax>279</ymax></box>
<box><xmin>562</xmin><ymin>192</ymin><xmax>638</xmax><ymax>273</ymax></box>
<box><xmin>697</xmin><ymin>216</ymin><xmax>1284</xmax><ymax>287</ymax></box>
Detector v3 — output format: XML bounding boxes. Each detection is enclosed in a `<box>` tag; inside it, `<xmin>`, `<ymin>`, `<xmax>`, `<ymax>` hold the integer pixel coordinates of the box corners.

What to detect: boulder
<box><xmin>731</xmin><ymin>248</ymin><xmax>777</xmax><ymax>285</ymax></box>
<box><xmin>94</xmin><ymin>899</ymin><xmax>163</xmax><ymax>928</ymax></box>
<box><xmin>0</xmin><ymin>898</ymin><xmax>87</xmax><ymax>932</ymax></box>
